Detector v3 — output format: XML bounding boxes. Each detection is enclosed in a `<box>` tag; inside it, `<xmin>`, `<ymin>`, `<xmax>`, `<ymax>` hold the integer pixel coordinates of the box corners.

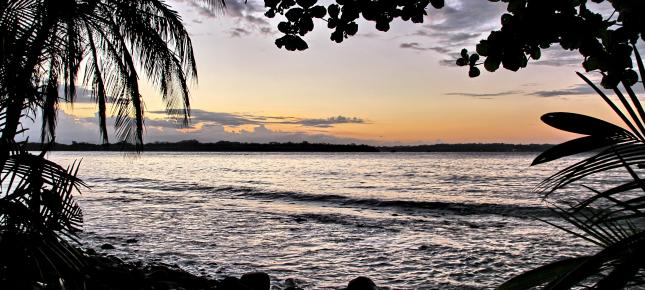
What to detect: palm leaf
<box><xmin>507</xmin><ymin>49</ymin><xmax>645</xmax><ymax>290</ymax></box>
<box><xmin>497</xmin><ymin>257</ymin><xmax>590</xmax><ymax>290</ymax></box>
<box><xmin>577</xmin><ymin>72</ymin><xmax>644</xmax><ymax>141</ymax></box>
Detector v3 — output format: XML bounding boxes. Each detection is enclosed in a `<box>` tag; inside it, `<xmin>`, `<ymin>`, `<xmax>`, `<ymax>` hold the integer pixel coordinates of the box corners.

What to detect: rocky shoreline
<box><xmin>84</xmin><ymin>248</ymin><xmax>380</xmax><ymax>290</ymax></box>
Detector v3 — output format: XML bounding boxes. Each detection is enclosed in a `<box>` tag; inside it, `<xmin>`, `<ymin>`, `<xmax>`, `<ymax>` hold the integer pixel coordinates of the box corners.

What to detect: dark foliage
<box><xmin>457</xmin><ymin>0</ymin><xmax>644</xmax><ymax>89</ymax></box>
<box><xmin>0</xmin><ymin>0</ymin><xmax>224</xmax><ymax>148</ymax></box>
<box><xmin>264</xmin><ymin>0</ymin><xmax>443</xmax><ymax>51</ymax></box>
<box><xmin>0</xmin><ymin>139</ymin><xmax>86</xmax><ymax>289</ymax></box>
<box><xmin>497</xmin><ymin>50</ymin><xmax>645</xmax><ymax>290</ymax></box>
<box><xmin>1</xmin><ymin>0</ymin><xmax>223</xmax><ymax>288</ymax></box>
<box><xmin>263</xmin><ymin>0</ymin><xmax>643</xmax><ymax>88</ymax></box>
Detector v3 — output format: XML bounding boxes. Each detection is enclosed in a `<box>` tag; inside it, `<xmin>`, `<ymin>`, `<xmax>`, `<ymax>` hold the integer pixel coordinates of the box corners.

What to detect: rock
<box><xmin>82</xmin><ymin>250</ymin><xmax>217</xmax><ymax>290</ymax></box>
<box><xmin>100</xmin><ymin>243</ymin><xmax>115</xmax><ymax>250</ymax></box>
<box><xmin>284</xmin><ymin>277</ymin><xmax>304</xmax><ymax>290</ymax></box>
<box><xmin>347</xmin><ymin>276</ymin><xmax>377</xmax><ymax>290</ymax></box>
<box><xmin>146</xmin><ymin>269</ymin><xmax>171</xmax><ymax>281</ymax></box>
<box><xmin>240</xmin><ymin>272</ymin><xmax>270</xmax><ymax>290</ymax></box>
<box><xmin>284</xmin><ymin>278</ymin><xmax>297</xmax><ymax>288</ymax></box>
<box><xmin>126</xmin><ymin>238</ymin><xmax>138</xmax><ymax>243</ymax></box>
<box><xmin>219</xmin><ymin>276</ymin><xmax>250</xmax><ymax>290</ymax></box>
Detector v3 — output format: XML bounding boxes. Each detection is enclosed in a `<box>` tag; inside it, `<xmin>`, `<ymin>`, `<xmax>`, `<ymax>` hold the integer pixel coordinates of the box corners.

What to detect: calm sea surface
<box><xmin>47</xmin><ymin>152</ymin><xmax>607</xmax><ymax>289</ymax></box>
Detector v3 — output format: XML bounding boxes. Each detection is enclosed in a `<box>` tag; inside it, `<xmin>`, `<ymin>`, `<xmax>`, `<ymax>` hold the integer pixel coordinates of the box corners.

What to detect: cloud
<box><xmin>533</xmin><ymin>58</ymin><xmax>582</xmax><ymax>67</ymax></box>
<box><xmin>177</xmin><ymin>0</ymin><xmax>218</xmax><ymax>18</ymax></box>
<box><xmin>530</xmin><ymin>85</ymin><xmax>595</xmax><ymax>97</ymax></box>
<box><xmin>426</xmin><ymin>1</ymin><xmax>506</xmax><ymax>32</ymax></box>
<box><xmin>532</xmin><ymin>49</ymin><xmax>583</xmax><ymax>67</ymax></box>
<box><xmin>400</xmin><ymin>42</ymin><xmax>424</xmax><ymax>50</ymax></box>
<box><xmin>436</xmin><ymin>47</ymin><xmax>583</xmax><ymax>68</ymax></box>
<box><xmin>298</xmin><ymin>116</ymin><xmax>366</xmax><ymax>128</ymax></box>
<box><xmin>530</xmin><ymin>83</ymin><xmax>645</xmax><ymax>97</ymax></box>
<box><xmin>176</xmin><ymin>0</ymin><xmax>272</xmax><ymax>38</ymax></box>
<box><xmin>438</xmin><ymin>58</ymin><xmax>459</xmax><ymax>66</ymax></box>
<box><xmin>413</xmin><ymin>30</ymin><xmax>481</xmax><ymax>43</ymax></box>
<box><xmin>445</xmin><ymin>82</ymin><xmax>645</xmax><ymax>99</ymax></box>
<box><xmin>19</xmin><ymin>110</ymin><xmax>373</xmax><ymax>145</ymax></box>
<box><xmin>444</xmin><ymin>90</ymin><xmax>522</xmax><ymax>98</ymax></box>
<box><xmin>399</xmin><ymin>42</ymin><xmax>447</xmax><ymax>53</ymax></box>
<box><xmin>220</xmin><ymin>0</ymin><xmax>263</xmax><ymax>17</ymax></box>
<box><xmin>258</xmin><ymin>27</ymin><xmax>275</xmax><ymax>35</ymax></box>
<box><xmin>19</xmin><ymin>111</ymin><xmax>105</xmax><ymax>144</ymax></box>
<box><xmin>356</xmin><ymin>32</ymin><xmax>381</xmax><ymax>38</ymax></box>
<box><xmin>243</xmin><ymin>14</ymin><xmax>269</xmax><ymax>26</ymax></box>
<box><xmin>419</xmin><ymin>0</ymin><xmax>504</xmax><ymax>43</ymax></box>
<box><xmin>407</xmin><ymin>0</ymin><xmax>598</xmax><ymax>69</ymax></box>
<box><xmin>50</xmin><ymin>86</ymin><xmax>97</xmax><ymax>104</ymax></box>
<box><xmin>149</xmin><ymin>109</ymin><xmax>261</xmax><ymax>128</ymax></box>
<box><xmin>223</xmin><ymin>1</ymin><xmax>275</xmax><ymax>38</ymax></box>
<box><xmin>229</xmin><ymin>27</ymin><xmax>252</xmax><ymax>37</ymax></box>
<box><xmin>397</xmin><ymin>1</ymin><xmax>504</xmax><ymax>63</ymax></box>
<box><xmin>148</xmin><ymin>109</ymin><xmax>365</xmax><ymax>129</ymax></box>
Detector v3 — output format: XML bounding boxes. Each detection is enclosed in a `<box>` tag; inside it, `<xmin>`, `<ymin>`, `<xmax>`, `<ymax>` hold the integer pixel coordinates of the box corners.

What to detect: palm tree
<box><xmin>498</xmin><ymin>46</ymin><xmax>645</xmax><ymax>289</ymax></box>
<box><xmin>1</xmin><ymin>0</ymin><xmax>223</xmax><ymax>288</ymax></box>
<box><xmin>1</xmin><ymin>0</ymin><xmax>227</xmax><ymax>146</ymax></box>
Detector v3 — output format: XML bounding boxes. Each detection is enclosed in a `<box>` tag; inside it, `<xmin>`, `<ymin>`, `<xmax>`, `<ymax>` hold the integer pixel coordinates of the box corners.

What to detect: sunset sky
<box><xmin>25</xmin><ymin>0</ymin><xmax>644</xmax><ymax>145</ymax></box>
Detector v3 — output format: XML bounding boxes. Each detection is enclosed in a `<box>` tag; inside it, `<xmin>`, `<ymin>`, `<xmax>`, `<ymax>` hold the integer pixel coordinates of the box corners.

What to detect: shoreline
<box><xmin>24</xmin><ymin>141</ymin><xmax>553</xmax><ymax>153</ymax></box>
<box><xmin>83</xmin><ymin>247</ymin><xmax>378</xmax><ymax>290</ymax></box>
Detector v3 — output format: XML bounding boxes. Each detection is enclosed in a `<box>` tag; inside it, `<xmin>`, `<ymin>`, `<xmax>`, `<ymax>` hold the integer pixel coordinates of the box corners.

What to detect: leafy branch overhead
<box><xmin>264</xmin><ymin>0</ymin><xmax>445</xmax><ymax>51</ymax></box>
<box><xmin>264</xmin><ymin>0</ymin><xmax>644</xmax><ymax>88</ymax></box>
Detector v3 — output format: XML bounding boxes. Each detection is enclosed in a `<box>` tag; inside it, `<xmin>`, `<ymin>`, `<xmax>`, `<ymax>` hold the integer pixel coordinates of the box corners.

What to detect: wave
<box><xmin>235</xmin><ymin>189</ymin><xmax>552</xmax><ymax>217</ymax></box>
<box><xmin>92</xmin><ymin>177</ymin><xmax>552</xmax><ymax>218</ymax></box>
<box><xmin>88</xmin><ymin>177</ymin><xmax>159</xmax><ymax>183</ymax></box>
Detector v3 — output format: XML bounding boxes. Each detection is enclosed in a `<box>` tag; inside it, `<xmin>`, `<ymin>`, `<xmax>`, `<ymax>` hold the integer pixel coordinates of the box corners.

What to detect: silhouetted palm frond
<box><xmin>2</xmin><ymin>1</ymin><xmax>229</xmax><ymax>288</ymax></box>
<box><xmin>1</xmin><ymin>0</ymin><xmax>221</xmax><ymax>148</ymax></box>
<box><xmin>498</xmin><ymin>47</ymin><xmax>645</xmax><ymax>289</ymax></box>
<box><xmin>0</xmin><ymin>141</ymin><xmax>86</xmax><ymax>289</ymax></box>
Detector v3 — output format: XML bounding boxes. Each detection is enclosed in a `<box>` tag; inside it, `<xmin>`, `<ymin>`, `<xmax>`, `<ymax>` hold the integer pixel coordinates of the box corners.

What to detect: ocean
<box><xmin>47</xmin><ymin>151</ymin><xmax>603</xmax><ymax>289</ymax></box>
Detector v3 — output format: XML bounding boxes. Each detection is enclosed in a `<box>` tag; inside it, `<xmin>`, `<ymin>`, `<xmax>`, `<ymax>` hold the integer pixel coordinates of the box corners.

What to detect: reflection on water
<box><xmin>48</xmin><ymin>152</ymin><xmax>605</xmax><ymax>289</ymax></box>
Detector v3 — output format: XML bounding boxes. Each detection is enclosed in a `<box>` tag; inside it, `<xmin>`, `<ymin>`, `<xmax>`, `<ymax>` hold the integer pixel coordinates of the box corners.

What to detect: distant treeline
<box><xmin>24</xmin><ymin>140</ymin><xmax>379</xmax><ymax>152</ymax></box>
<box><xmin>381</xmin><ymin>143</ymin><xmax>552</xmax><ymax>152</ymax></box>
<box><xmin>24</xmin><ymin>140</ymin><xmax>553</xmax><ymax>152</ymax></box>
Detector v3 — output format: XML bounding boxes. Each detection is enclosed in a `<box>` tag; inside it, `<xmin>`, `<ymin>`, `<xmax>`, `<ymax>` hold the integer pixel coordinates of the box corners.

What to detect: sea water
<box><xmin>47</xmin><ymin>152</ymin><xmax>607</xmax><ymax>289</ymax></box>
